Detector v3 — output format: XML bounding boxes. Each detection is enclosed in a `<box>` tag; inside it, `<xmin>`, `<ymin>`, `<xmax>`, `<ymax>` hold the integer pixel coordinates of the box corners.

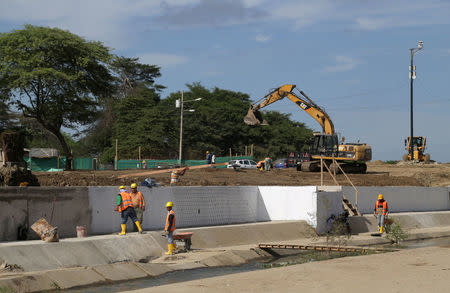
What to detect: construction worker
<box><xmin>264</xmin><ymin>156</ymin><xmax>272</xmax><ymax>171</ymax></box>
<box><xmin>114</xmin><ymin>185</ymin><xmax>143</xmax><ymax>235</ymax></box>
<box><xmin>374</xmin><ymin>194</ymin><xmax>389</xmax><ymax>233</ymax></box>
<box><xmin>206</xmin><ymin>151</ymin><xmax>212</xmax><ymax>164</ymax></box>
<box><xmin>163</xmin><ymin>201</ymin><xmax>176</xmax><ymax>255</ymax></box>
<box><xmin>130</xmin><ymin>183</ymin><xmax>146</xmax><ymax>232</ymax></box>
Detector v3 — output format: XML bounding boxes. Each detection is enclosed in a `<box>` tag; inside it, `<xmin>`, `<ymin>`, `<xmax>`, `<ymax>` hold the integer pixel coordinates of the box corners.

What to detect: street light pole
<box><xmin>409</xmin><ymin>41</ymin><xmax>423</xmax><ymax>160</ymax></box>
<box><xmin>178</xmin><ymin>91</ymin><xmax>184</xmax><ymax>167</ymax></box>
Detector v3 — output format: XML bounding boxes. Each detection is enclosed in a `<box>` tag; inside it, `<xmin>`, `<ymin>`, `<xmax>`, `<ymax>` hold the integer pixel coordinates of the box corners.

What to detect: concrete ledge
<box><xmin>0</xmin><ymin>272</ymin><xmax>57</xmax><ymax>292</ymax></box>
<box><xmin>93</xmin><ymin>263</ymin><xmax>148</xmax><ymax>281</ymax></box>
<box><xmin>134</xmin><ymin>263</ymin><xmax>173</xmax><ymax>276</ymax></box>
<box><xmin>45</xmin><ymin>267</ymin><xmax>105</xmax><ymax>289</ymax></box>
<box><xmin>349</xmin><ymin>211</ymin><xmax>450</xmax><ymax>234</ymax></box>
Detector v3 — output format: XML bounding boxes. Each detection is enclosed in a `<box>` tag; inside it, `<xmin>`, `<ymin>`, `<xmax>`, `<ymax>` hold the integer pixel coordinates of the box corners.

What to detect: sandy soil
<box><xmin>33</xmin><ymin>162</ymin><xmax>450</xmax><ymax>187</ymax></box>
<box><xmin>124</xmin><ymin>246</ymin><xmax>450</xmax><ymax>293</ymax></box>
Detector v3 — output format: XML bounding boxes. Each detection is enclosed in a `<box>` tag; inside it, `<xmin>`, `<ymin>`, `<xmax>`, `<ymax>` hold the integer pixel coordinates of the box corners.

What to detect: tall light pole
<box><xmin>176</xmin><ymin>91</ymin><xmax>201</xmax><ymax>166</ymax></box>
<box><xmin>409</xmin><ymin>41</ymin><xmax>423</xmax><ymax>160</ymax></box>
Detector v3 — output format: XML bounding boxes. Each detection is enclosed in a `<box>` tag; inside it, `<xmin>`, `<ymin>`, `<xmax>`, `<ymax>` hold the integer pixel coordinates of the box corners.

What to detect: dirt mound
<box><xmin>34</xmin><ymin>166</ymin><xmax>430</xmax><ymax>187</ymax></box>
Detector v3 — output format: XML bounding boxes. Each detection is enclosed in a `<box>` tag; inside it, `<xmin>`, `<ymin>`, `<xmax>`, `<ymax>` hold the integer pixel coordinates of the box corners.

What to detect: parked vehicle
<box><xmin>227</xmin><ymin>159</ymin><xmax>258</xmax><ymax>169</ymax></box>
<box><xmin>274</xmin><ymin>158</ymin><xmax>296</xmax><ymax>168</ymax></box>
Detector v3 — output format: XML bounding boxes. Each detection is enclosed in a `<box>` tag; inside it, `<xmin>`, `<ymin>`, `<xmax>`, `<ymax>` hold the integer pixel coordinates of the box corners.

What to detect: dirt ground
<box><xmin>33</xmin><ymin>161</ymin><xmax>450</xmax><ymax>187</ymax></box>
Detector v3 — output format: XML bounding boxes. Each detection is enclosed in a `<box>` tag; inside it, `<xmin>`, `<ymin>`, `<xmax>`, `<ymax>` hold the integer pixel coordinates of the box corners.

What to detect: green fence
<box><xmin>24</xmin><ymin>156</ymin><xmax>253</xmax><ymax>171</ymax></box>
<box><xmin>116</xmin><ymin>156</ymin><xmax>253</xmax><ymax>170</ymax></box>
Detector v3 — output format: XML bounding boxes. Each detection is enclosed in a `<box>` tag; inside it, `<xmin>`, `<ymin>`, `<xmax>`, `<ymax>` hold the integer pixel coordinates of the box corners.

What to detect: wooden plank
<box><xmin>117</xmin><ymin>162</ymin><xmax>227</xmax><ymax>178</ymax></box>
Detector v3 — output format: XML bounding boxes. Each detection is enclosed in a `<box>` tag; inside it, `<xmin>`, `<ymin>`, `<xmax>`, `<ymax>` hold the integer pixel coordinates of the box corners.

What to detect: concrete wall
<box><xmin>0</xmin><ymin>187</ymin><xmax>91</xmax><ymax>241</ymax></box>
<box><xmin>256</xmin><ymin>186</ymin><xmax>342</xmax><ymax>234</ymax></box>
<box><xmin>89</xmin><ymin>186</ymin><xmax>258</xmax><ymax>234</ymax></box>
<box><xmin>342</xmin><ymin>186</ymin><xmax>450</xmax><ymax>214</ymax></box>
<box><xmin>1</xmin><ymin>185</ymin><xmax>449</xmax><ymax>241</ymax></box>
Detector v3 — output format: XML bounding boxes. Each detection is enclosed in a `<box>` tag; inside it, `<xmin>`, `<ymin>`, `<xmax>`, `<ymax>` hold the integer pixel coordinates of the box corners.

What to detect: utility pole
<box><xmin>178</xmin><ymin>91</ymin><xmax>184</xmax><ymax>167</ymax></box>
<box><xmin>409</xmin><ymin>41</ymin><xmax>423</xmax><ymax>160</ymax></box>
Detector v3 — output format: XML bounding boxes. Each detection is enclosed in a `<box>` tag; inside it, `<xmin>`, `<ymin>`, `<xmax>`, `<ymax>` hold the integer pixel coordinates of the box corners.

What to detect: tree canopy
<box><xmin>0</xmin><ymin>25</ymin><xmax>114</xmax><ymax>169</ymax></box>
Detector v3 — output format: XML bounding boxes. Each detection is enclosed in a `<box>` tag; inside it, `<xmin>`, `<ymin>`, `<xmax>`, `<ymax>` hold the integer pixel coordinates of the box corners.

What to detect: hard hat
<box><xmin>206</xmin><ymin>151</ymin><xmax>209</xmax><ymax>154</ymax></box>
<box><xmin>166</xmin><ymin>201</ymin><xmax>173</xmax><ymax>207</ymax></box>
<box><xmin>131</xmin><ymin>183</ymin><xmax>137</xmax><ymax>189</ymax></box>
<box><xmin>119</xmin><ymin>185</ymin><xmax>126</xmax><ymax>190</ymax></box>
<box><xmin>378</xmin><ymin>194</ymin><xmax>383</xmax><ymax>200</ymax></box>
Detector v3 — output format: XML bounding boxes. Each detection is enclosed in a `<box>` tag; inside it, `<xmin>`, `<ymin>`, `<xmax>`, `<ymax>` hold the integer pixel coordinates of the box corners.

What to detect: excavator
<box><xmin>244</xmin><ymin>84</ymin><xmax>372</xmax><ymax>174</ymax></box>
<box><xmin>402</xmin><ymin>136</ymin><xmax>430</xmax><ymax>162</ymax></box>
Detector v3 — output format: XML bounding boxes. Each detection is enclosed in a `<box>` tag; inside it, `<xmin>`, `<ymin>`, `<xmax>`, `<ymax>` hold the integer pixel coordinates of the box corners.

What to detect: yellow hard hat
<box><xmin>206</xmin><ymin>151</ymin><xmax>209</xmax><ymax>154</ymax></box>
<box><xmin>166</xmin><ymin>201</ymin><xmax>173</xmax><ymax>207</ymax></box>
<box><xmin>378</xmin><ymin>194</ymin><xmax>383</xmax><ymax>200</ymax></box>
<box><xmin>119</xmin><ymin>185</ymin><xmax>126</xmax><ymax>190</ymax></box>
<box><xmin>131</xmin><ymin>183</ymin><xmax>137</xmax><ymax>189</ymax></box>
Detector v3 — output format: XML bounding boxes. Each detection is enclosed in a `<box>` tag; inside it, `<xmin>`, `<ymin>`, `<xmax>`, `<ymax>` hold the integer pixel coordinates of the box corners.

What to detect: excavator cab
<box><xmin>403</xmin><ymin>136</ymin><xmax>430</xmax><ymax>162</ymax></box>
<box><xmin>309</xmin><ymin>133</ymin><xmax>339</xmax><ymax>156</ymax></box>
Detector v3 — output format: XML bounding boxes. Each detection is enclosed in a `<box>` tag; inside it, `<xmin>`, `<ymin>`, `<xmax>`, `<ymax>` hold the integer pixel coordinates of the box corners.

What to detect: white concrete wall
<box><xmin>256</xmin><ymin>186</ymin><xmax>342</xmax><ymax>234</ymax></box>
<box><xmin>88</xmin><ymin>186</ymin><xmax>258</xmax><ymax>234</ymax></box>
<box><xmin>342</xmin><ymin>186</ymin><xmax>450</xmax><ymax>214</ymax></box>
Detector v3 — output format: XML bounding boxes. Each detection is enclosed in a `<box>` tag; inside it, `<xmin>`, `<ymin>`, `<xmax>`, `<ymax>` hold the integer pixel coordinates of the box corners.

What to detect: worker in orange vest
<box><xmin>130</xmin><ymin>183</ymin><xmax>146</xmax><ymax>232</ymax></box>
<box><xmin>114</xmin><ymin>185</ymin><xmax>143</xmax><ymax>235</ymax></box>
<box><xmin>163</xmin><ymin>201</ymin><xmax>176</xmax><ymax>255</ymax></box>
<box><xmin>374</xmin><ymin>194</ymin><xmax>389</xmax><ymax>233</ymax></box>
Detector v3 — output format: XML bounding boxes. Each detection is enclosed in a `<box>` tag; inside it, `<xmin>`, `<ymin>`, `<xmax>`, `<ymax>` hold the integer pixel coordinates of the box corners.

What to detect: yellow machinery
<box><xmin>244</xmin><ymin>84</ymin><xmax>372</xmax><ymax>173</ymax></box>
<box><xmin>402</xmin><ymin>136</ymin><xmax>430</xmax><ymax>162</ymax></box>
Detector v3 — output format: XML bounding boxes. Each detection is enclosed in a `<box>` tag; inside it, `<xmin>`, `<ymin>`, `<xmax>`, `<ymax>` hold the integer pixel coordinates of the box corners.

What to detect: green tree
<box><xmin>83</xmin><ymin>56</ymin><xmax>164</xmax><ymax>159</ymax></box>
<box><xmin>0</xmin><ymin>25</ymin><xmax>113</xmax><ymax>169</ymax></box>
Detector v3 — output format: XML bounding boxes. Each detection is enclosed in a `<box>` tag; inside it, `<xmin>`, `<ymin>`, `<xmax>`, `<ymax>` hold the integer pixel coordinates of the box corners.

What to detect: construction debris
<box><xmin>30</xmin><ymin>218</ymin><xmax>59</xmax><ymax>242</ymax></box>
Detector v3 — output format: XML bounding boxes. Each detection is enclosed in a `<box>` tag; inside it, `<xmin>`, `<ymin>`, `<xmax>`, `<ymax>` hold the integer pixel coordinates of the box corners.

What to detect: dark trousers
<box><xmin>121</xmin><ymin>207</ymin><xmax>138</xmax><ymax>224</ymax></box>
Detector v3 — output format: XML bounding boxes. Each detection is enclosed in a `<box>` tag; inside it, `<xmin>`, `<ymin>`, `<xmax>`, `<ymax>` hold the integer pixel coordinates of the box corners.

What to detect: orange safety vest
<box><xmin>375</xmin><ymin>200</ymin><xmax>388</xmax><ymax>216</ymax></box>
<box><xmin>119</xmin><ymin>191</ymin><xmax>134</xmax><ymax>212</ymax></box>
<box><xmin>165</xmin><ymin>210</ymin><xmax>176</xmax><ymax>231</ymax></box>
<box><xmin>130</xmin><ymin>191</ymin><xmax>145</xmax><ymax>209</ymax></box>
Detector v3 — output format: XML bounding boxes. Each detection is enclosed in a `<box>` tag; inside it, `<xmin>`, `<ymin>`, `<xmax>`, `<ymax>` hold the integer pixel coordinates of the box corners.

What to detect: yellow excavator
<box><xmin>244</xmin><ymin>84</ymin><xmax>372</xmax><ymax>174</ymax></box>
<box><xmin>402</xmin><ymin>136</ymin><xmax>430</xmax><ymax>162</ymax></box>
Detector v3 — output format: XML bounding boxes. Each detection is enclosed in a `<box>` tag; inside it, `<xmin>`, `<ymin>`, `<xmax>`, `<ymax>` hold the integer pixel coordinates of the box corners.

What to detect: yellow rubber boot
<box><xmin>118</xmin><ymin>224</ymin><xmax>126</xmax><ymax>236</ymax></box>
<box><xmin>134</xmin><ymin>221</ymin><xmax>143</xmax><ymax>234</ymax></box>
<box><xmin>172</xmin><ymin>242</ymin><xmax>177</xmax><ymax>250</ymax></box>
<box><xmin>165</xmin><ymin>244</ymin><xmax>173</xmax><ymax>255</ymax></box>
<box><xmin>380</xmin><ymin>226</ymin><xmax>384</xmax><ymax>233</ymax></box>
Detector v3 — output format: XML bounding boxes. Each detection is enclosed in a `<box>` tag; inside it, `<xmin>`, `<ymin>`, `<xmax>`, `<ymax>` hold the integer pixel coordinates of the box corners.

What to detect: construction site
<box><xmin>1</xmin><ymin>4</ymin><xmax>450</xmax><ymax>292</ymax></box>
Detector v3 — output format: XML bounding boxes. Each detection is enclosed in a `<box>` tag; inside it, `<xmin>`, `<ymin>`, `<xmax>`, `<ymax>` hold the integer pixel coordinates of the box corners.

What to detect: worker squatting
<box><xmin>115</xmin><ymin>184</ymin><xmax>177</xmax><ymax>255</ymax></box>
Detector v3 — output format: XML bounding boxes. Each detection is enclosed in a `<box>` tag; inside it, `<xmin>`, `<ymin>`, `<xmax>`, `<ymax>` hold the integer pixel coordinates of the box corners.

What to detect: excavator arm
<box><xmin>244</xmin><ymin>84</ymin><xmax>335</xmax><ymax>135</ymax></box>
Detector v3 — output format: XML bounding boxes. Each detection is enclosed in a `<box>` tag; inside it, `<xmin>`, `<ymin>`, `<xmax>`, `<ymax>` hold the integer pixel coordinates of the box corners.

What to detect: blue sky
<box><xmin>1</xmin><ymin>0</ymin><xmax>449</xmax><ymax>162</ymax></box>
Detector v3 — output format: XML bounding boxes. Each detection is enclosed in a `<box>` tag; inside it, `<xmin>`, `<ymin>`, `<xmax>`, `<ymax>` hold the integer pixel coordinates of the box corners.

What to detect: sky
<box><xmin>1</xmin><ymin>0</ymin><xmax>449</xmax><ymax>162</ymax></box>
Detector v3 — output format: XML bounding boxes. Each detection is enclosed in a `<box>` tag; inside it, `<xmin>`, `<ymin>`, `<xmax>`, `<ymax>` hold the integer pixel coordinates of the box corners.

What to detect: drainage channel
<box><xmin>59</xmin><ymin>250</ymin><xmax>373</xmax><ymax>293</ymax></box>
<box><xmin>59</xmin><ymin>237</ymin><xmax>450</xmax><ymax>292</ymax></box>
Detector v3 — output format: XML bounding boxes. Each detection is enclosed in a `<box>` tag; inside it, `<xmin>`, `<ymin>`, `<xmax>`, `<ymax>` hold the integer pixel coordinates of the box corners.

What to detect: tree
<box><xmin>82</xmin><ymin>56</ymin><xmax>165</xmax><ymax>160</ymax></box>
<box><xmin>0</xmin><ymin>25</ymin><xmax>114</xmax><ymax>169</ymax></box>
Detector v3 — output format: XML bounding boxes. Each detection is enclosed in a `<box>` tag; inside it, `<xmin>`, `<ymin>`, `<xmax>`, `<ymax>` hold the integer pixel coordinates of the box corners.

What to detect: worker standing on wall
<box><xmin>130</xmin><ymin>183</ymin><xmax>146</xmax><ymax>232</ymax></box>
<box><xmin>374</xmin><ymin>194</ymin><xmax>389</xmax><ymax>233</ymax></box>
<box><xmin>114</xmin><ymin>185</ymin><xmax>143</xmax><ymax>235</ymax></box>
<box><xmin>163</xmin><ymin>201</ymin><xmax>176</xmax><ymax>255</ymax></box>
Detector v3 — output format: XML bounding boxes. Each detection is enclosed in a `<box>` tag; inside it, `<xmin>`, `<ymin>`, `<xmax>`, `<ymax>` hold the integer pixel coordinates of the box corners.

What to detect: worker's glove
<box><xmin>113</xmin><ymin>206</ymin><xmax>119</xmax><ymax>212</ymax></box>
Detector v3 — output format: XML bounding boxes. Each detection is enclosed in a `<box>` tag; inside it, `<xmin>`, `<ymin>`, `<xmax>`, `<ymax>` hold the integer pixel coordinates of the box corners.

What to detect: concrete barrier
<box><xmin>1</xmin><ymin>185</ymin><xmax>449</xmax><ymax>241</ymax></box>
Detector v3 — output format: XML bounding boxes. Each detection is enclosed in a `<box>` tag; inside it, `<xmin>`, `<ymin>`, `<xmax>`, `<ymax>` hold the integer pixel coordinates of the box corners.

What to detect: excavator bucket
<box><xmin>244</xmin><ymin>107</ymin><xmax>268</xmax><ymax>125</ymax></box>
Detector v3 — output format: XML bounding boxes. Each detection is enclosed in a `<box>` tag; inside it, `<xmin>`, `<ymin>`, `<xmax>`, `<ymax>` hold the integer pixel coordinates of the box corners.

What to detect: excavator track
<box><xmin>300</xmin><ymin>160</ymin><xmax>367</xmax><ymax>174</ymax></box>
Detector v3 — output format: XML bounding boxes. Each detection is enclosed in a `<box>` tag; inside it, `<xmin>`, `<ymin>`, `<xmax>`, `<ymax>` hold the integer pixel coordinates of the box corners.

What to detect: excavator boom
<box><xmin>244</xmin><ymin>84</ymin><xmax>335</xmax><ymax>134</ymax></box>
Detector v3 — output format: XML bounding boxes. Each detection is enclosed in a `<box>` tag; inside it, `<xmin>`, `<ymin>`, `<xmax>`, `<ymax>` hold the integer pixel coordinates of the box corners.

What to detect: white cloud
<box><xmin>323</xmin><ymin>55</ymin><xmax>360</xmax><ymax>73</ymax></box>
<box><xmin>254</xmin><ymin>33</ymin><xmax>271</xmax><ymax>42</ymax></box>
<box><xmin>138</xmin><ymin>53</ymin><xmax>189</xmax><ymax>67</ymax></box>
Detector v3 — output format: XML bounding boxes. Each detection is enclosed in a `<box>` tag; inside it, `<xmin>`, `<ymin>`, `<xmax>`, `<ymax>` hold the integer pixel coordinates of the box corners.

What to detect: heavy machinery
<box><xmin>244</xmin><ymin>84</ymin><xmax>372</xmax><ymax>174</ymax></box>
<box><xmin>402</xmin><ymin>136</ymin><xmax>430</xmax><ymax>162</ymax></box>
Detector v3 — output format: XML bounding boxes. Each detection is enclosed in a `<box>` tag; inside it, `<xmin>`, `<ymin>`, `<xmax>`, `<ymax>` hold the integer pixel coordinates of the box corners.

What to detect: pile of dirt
<box><xmin>33</xmin><ymin>165</ymin><xmax>438</xmax><ymax>187</ymax></box>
